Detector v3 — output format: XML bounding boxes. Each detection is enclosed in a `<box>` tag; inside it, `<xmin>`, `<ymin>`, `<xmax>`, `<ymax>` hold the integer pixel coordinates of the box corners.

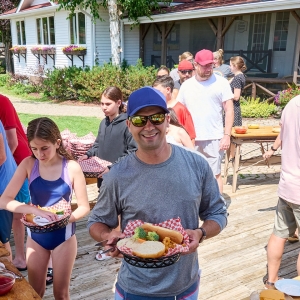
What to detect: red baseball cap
<box><xmin>195</xmin><ymin>49</ymin><xmax>214</xmax><ymax>65</ymax></box>
<box><xmin>178</xmin><ymin>60</ymin><xmax>194</xmax><ymax>70</ymax></box>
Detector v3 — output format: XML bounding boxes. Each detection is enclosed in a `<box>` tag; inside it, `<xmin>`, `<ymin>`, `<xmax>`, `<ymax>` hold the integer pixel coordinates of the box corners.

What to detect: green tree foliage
<box><xmin>56</xmin><ymin>0</ymin><xmax>170</xmax><ymax>24</ymax></box>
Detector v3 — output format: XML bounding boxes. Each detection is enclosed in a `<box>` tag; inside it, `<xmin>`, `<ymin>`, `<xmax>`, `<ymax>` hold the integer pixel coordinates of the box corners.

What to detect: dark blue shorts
<box><xmin>0</xmin><ymin>210</ymin><xmax>13</xmax><ymax>243</ymax></box>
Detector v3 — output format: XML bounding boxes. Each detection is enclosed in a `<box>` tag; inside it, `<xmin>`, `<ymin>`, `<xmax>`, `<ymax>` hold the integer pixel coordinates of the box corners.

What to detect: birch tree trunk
<box><xmin>108</xmin><ymin>0</ymin><xmax>120</xmax><ymax>66</ymax></box>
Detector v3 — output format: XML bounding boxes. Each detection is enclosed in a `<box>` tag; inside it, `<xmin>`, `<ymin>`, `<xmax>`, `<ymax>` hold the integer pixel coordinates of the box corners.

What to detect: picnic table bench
<box><xmin>224</xmin><ymin>126</ymin><xmax>280</xmax><ymax>193</ymax></box>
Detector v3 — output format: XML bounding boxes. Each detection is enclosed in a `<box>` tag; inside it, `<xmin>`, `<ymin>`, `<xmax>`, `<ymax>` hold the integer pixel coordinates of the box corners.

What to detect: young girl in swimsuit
<box><xmin>0</xmin><ymin>117</ymin><xmax>90</xmax><ymax>299</ymax></box>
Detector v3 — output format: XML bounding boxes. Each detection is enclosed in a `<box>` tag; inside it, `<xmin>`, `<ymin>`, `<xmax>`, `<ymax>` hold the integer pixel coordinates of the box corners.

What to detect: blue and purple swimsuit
<box><xmin>27</xmin><ymin>158</ymin><xmax>75</xmax><ymax>250</ymax></box>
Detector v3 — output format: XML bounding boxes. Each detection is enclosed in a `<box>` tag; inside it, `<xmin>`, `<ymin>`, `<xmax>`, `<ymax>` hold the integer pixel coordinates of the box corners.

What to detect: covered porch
<box><xmin>132</xmin><ymin>0</ymin><xmax>300</xmax><ymax>88</ymax></box>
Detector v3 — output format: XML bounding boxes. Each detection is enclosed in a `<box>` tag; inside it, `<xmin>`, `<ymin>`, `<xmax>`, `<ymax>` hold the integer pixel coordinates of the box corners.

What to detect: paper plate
<box><xmin>275</xmin><ymin>279</ymin><xmax>300</xmax><ymax>296</ymax></box>
<box><xmin>272</xmin><ymin>127</ymin><xmax>281</xmax><ymax>133</ymax></box>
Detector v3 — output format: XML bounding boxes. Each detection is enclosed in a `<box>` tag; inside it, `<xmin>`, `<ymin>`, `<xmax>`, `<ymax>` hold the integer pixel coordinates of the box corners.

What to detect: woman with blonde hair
<box><xmin>213</xmin><ymin>49</ymin><xmax>233</xmax><ymax>79</ymax></box>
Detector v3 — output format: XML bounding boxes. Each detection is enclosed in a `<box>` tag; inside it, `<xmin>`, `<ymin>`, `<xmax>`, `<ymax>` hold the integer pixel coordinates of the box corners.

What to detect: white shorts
<box><xmin>195</xmin><ymin>139</ymin><xmax>224</xmax><ymax>175</ymax></box>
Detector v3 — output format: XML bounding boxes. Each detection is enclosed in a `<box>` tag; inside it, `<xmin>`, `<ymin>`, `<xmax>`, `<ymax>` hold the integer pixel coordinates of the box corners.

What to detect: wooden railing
<box><xmin>151</xmin><ymin>55</ymin><xmax>176</xmax><ymax>69</ymax></box>
<box><xmin>224</xmin><ymin>49</ymin><xmax>272</xmax><ymax>74</ymax></box>
<box><xmin>244</xmin><ymin>77</ymin><xmax>293</xmax><ymax>102</ymax></box>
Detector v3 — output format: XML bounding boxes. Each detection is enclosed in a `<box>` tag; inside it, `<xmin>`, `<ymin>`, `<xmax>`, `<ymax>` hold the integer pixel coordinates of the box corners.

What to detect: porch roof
<box><xmin>123</xmin><ymin>0</ymin><xmax>300</xmax><ymax>24</ymax></box>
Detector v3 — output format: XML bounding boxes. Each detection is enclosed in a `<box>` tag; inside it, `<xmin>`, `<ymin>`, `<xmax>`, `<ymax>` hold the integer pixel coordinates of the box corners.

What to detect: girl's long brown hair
<box><xmin>27</xmin><ymin>117</ymin><xmax>73</xmax><ymax>160</ymax></box>
<box><xmin>102</xmin><ymin>86</ymin><xmax>125</xmax><ymax>113</ymax></box>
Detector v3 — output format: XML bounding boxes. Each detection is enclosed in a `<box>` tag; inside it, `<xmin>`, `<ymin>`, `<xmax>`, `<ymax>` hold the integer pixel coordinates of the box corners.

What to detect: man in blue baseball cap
<box><xmin>88</xmin><ymin>86</ymin><xmax>227</xmax><ymax>299</ymax></box>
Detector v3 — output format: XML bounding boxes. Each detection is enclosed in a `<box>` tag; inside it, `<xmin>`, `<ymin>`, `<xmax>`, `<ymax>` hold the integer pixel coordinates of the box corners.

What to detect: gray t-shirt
<box><xmin>87</xmin><ymin>144</ymin><xmax>227</xmax><ymax>297</ymax></box>
<box><xmin>170</xmin><ymin>67</ymin><xmax>180</xmax><ymax>82</ymax></box>
<box><xmin>213</xmin><ymin>64</ymin><xmax>233</xmax><ymax>79</ymax></box>
<box><xmin>174</xmin><ymin>79</ymin><xmax>181</xmax><ymax>90</ymax></box>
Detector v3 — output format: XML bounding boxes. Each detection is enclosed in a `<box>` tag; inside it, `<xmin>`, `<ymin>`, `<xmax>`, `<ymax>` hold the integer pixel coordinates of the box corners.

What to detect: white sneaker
<box><xmin>95</xmin><ymin>252</ymin><xmax>112</xmax><ymax>261</ymax></box>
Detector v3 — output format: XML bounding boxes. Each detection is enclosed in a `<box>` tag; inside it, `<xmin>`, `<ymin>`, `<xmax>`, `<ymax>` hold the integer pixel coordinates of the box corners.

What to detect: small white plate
<box><xmin>275</xmin><ymin>279</ymin><xmax>300</xmax><ymax>296</ymax></box>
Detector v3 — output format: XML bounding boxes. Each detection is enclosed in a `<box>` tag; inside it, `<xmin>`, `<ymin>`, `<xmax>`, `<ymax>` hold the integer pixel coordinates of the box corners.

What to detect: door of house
<box><xmin>248</xmin><ymin>13</ymin><xmax>271</xmax><ymax>71</ymax></box>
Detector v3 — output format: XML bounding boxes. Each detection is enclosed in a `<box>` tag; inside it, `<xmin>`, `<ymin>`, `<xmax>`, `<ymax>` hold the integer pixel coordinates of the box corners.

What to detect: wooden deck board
<box><xmin>11</xmin><ymin>180</ymin><xmax>299</xmax><ymax>300</ymax></box>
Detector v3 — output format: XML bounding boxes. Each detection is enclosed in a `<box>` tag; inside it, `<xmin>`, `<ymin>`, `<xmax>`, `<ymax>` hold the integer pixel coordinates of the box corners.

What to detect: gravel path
<box><xmin>7</xmin><ymin>94</ymin><xmax>105</xmax><ymax>118</ymax></box>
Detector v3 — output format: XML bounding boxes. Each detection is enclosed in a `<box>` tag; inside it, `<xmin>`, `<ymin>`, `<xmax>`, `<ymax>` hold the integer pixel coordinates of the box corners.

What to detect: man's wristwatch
<box><xmin>198</xmin><ymin>227</ymin><xmax>206</xmax><ymax>243</ymax></box>
<box><xmin>271</xmin><ymin>146</ymin><xmax>277</xmax><ymax>152</ymax></box>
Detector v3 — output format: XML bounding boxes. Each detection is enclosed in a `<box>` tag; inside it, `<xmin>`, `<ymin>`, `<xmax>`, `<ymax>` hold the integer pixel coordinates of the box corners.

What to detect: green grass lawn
<box><xmin>19</xmin><ymin>113</ymin><xmax>100</xmax><ymax>136</ymax></box>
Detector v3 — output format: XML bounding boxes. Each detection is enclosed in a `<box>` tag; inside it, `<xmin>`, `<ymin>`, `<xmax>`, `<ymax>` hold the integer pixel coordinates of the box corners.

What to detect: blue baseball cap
<box><xmin>127</xmin><ymin>87</ymin><xmax>169</xmax><ymax>117</ymax></box>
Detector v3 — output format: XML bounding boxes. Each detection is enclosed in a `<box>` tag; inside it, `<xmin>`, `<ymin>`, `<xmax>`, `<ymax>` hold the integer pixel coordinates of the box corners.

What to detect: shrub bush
<box><xmin>74</xmin><ymin>64</ymin><xmax>122</xmax><ymax>102</ymax></box>
<box><xmin>42</xmin><ymin>59</ymin><xmax>156</xmax><ymax>102</ymax></box>
<box><xmin>0</xmin><ymin>74</ymin><xmax>9</xmax><ymax>87</ymax></box>
<box><xmin>42</xmin><ymin>66</ymin><xmax>84</xmax><ymax>100</ymax></box>
<box><xmin>274</xmin><ymin>83</ymin><xmax>300</xmax><ymax>109</ymax></box>
<box><xmin>0</xmin><ymin>60</ymin><xmax>6</xmax><ymax>74</ymax></box>
<box><xmin>241</xmin><ymin>97</ymin><xmax>277</xmax><ymax>118</ymax></box>
<box><xmin>3</xmin><ymin>74</ymin><xmax>43</xmax><ymax>95</ymax></box>
<box><xmin>120</xmin><ymin>59</ymin><xmax>156</xmax><ymax>100</ymax></box>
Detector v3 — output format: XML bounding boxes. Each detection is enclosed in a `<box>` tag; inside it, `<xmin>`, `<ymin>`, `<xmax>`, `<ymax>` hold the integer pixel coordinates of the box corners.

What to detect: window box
<box><xmin>63</xmin><ymin>49</ymin><xmax>87</xmax><ymax>56</ymax></box>
<box><xmin>62</xmin><ymin>45</ymin><xmax>87</xmax><ymax>56</ymax></box>
<box><xmin>10</xmin><ymin>46</ymin><xmax>27</xmax><ymax>62</ymax></box>
<box><xmin>62</xmin><ymin>46</ymin><xmax>87</xmax><ymax>66</ymax></box>
<box><xmin>31</xmin><ymin>46</ymin><xmax>56</xmax><ymax>65</ymax></box>
<box><xmin>31</xmin><ymin>46</ymin><xmax>56</xmax><ymax>55</ymax></box>
<box><xmin>10</xmin><ymin>46</ymin><xmax>27</xmax><ymax>54</ymax></box>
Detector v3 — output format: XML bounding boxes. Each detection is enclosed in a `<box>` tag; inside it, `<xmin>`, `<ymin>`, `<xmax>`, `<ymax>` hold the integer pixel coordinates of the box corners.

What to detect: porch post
<box><xmin>216</xmin><ymin>17</ymin><xmax>223</xmax><ymax>50</ymax></box>
<box><xmin>139</xmin><ymin>24</ymin><xmax>144</xmax><ymax>64</ymax></box>
<box><xmin>139</xmin><ymin>24</ymin><xmax>151</xmax><ymax>65</ymax></box>
<box><xmin>291</xmin><ymin>11</ymin><xmax>300</xmax><ymax>85</ymax></box>
<box><xmin>161</xmin><ymin>22</ymin><xmax>167</xmax><ymax>66</ymax></box>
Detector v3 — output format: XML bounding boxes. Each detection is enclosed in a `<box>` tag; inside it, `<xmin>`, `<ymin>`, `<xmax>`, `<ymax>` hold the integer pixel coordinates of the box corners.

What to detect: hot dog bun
<box><xmin>117</xmin><ymin>238</ymin><xmax>166</xmax><ymax>259</ymax></box>
<box><xmin>141</xmin><ymin>223</ymin><xmax>183</xmax><ymax>244</ymax></box>
<box><xmin>25</xmin><ymin>213</ymin><xmax>35</xmax><ymax>223</ymax></box>
<box><xmin>132</xmin><ymin>241</ymin><xmax>165</xmax><ymax>259</ymax></box>
<box><xmin>117</xmin><ymin>237</ymin><xmax>140</xmax><ymax>249</ymax></box>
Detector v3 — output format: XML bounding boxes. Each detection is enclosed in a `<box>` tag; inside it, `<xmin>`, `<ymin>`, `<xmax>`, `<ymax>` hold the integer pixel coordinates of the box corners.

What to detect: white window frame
<box><xmin>16</xmin><ymin>20</ymin><xmax>26</xmax><ymax>45</ymax></box>
<box><xmin>36</xmin><ymin>15</ymin><xmax>55</xmax><ymax>45</ymax></box>
<box><xmin>69</xmin><ymin>12</ymin><xmax>86</xmax><ymax>45</ymax></box>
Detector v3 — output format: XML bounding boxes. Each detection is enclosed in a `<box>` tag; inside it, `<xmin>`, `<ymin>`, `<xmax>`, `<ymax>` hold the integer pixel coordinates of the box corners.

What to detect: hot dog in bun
<box><xmin>141</xmin><ymin>223</ymin><xmax>183</xmax><ymax>244</ymax></box>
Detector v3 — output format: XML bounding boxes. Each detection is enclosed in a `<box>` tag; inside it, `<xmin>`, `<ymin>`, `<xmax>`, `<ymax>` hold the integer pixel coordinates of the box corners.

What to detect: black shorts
<box><xmin>0</xmin><ymin>210</ymin><xmax>13</xmax><ymax>243</ymax></box>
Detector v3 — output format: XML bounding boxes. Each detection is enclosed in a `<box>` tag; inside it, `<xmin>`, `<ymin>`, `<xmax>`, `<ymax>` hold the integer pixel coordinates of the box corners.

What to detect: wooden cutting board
<box><xmin>231</xmin><ymin>126</ymin><xmax>279</xmax><ymax>139</ymax></box>
<box><xmin>0</xmin><ymin>257</ymin><xmax>41</xmax><ymax>300</ymax></box>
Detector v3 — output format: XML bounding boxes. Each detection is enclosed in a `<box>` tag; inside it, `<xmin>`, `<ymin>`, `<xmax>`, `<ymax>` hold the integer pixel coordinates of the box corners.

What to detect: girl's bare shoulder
<box><xmin>66</xmin><ymin>159</ymin><xmax>82</xmax><ymax>172</ymax></box>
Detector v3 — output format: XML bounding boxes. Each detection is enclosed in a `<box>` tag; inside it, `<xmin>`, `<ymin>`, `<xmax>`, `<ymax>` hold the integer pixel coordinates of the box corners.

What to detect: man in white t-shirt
<box><xmin>177</xmin><ymin>49</ymin><xmax>234</xmax><ymax>193</ymax></box>
<box><xmin>262</xmin><ymin>95</ymin><xmax>300</xmax><ymax>289</ymax></box>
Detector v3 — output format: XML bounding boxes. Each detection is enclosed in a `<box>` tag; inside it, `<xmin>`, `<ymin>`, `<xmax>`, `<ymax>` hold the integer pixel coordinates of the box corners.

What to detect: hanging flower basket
<box><xmin>31</xmin><ymin>46</ymin><xmax>56</xmax><ymax>55</ymax></box>
<box><xmin>63</xmin><ymin>50</ymin><xmax>87</xmax><ymax>55</ymax></box>
<box><xmin>62</xmin><ymin>45</ymin><xmax>87</xmax><ymax>56</ymax></box>
<box><xmin>10</xmin><ymin>46</ymin><xmax>27</xmax><ymax>54</ymax></box>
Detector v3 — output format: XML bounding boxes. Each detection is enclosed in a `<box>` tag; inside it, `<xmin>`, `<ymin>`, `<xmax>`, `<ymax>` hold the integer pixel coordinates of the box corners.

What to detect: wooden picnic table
<box><xmin>223</xmin><ymin>126</ymin><xmax>280</xmax><ymax>193</ymax></box>
<box><xmin>0</xmin><ymin>242</ymin><xmax>41</xmax><ymax>299</ymax></box>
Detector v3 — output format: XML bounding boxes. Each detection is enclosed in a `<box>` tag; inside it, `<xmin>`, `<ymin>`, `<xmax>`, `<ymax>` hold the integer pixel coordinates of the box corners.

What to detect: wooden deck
<box><xmin>42</xmin><ymin>177</ymin><xmax>299</xmax><ymax>299</ymax></box>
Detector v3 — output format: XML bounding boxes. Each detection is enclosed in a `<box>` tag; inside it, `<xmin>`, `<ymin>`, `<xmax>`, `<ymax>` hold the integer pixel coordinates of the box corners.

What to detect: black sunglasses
<box><xmin>179</xmin><ymin>70</ymin><xmax>193</xmax><ymax>75</ymax></box>
<box><xmin>129</xmin><ymin>113</ymin><xmax>166</xmax><ymax>127</ymax></box>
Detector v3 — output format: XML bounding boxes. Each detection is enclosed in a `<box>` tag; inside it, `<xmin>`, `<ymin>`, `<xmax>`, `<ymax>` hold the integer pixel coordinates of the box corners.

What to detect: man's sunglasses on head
<box><xmin>179</xmin><ymin>70</ymin><xmax>193</xmax><ymax>75</ymax></box>
<box><xmin>129</xmin><ymin>113</ymin><xmax>166</xmax><ymax>127</ymax></box>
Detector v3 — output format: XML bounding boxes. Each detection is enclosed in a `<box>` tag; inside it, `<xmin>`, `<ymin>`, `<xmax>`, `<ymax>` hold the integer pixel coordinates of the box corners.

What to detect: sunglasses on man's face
<box><xmin>129</xmin><ymin>113</ymin><xmax>166</xmax><ymax>127</ymax></box>
<box><xmin>179</xmin><ymin>70</ymin><xmax>193</xmax><ymax>75</ymax></box>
